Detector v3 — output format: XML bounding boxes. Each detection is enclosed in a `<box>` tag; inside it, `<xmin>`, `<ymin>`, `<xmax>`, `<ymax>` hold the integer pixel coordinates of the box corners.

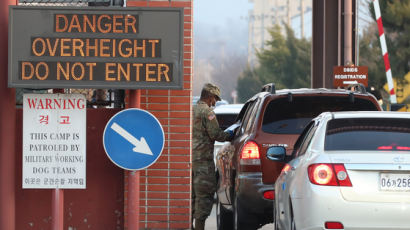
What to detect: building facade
<box><xmin>248</xmin><ymin>0</ymin><xmax>312</xmax><ymax>67</ymax></box>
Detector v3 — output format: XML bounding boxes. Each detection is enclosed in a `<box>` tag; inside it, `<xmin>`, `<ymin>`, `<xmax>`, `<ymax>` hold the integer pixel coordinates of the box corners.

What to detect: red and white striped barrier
<box><xmin>373</xmin><ymin>0</ymin><xmax>396</xmax><ymax>103</ymax></box>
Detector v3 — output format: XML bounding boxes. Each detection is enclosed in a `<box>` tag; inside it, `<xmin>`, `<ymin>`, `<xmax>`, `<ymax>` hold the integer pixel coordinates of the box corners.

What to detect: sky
<box><xmin>194</xmin><ymin>0</ymin><xmax>253</xmax><ymax>27</ymax></box>
<box><xmin>194</xmin><ymin>0</ymin><xmax>253</xmax><ymax>59</ymax></box>
<box><xmin>193</xmin><ymin>0</ymin><xmax>374</xmax><ymax>58</ymax></box>
<box><xmin>192</xmin><ymin>0</ymin><xmax>253</xmax><ymax>99</ymax></box>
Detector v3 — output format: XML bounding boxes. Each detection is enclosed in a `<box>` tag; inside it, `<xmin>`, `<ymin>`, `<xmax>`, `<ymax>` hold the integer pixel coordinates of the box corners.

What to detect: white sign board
<box><xmin>23</xmin><ymin>94</ymin><xmax>86</xmax><ymax>189</ymax></box>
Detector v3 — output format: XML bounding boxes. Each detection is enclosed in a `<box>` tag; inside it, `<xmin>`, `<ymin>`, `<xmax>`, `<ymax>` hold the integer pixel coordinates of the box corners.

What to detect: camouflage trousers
<box><xmin>192</xmin><ymin>162</ymin><xmax>216</xmax><ymax>221</ymax></box>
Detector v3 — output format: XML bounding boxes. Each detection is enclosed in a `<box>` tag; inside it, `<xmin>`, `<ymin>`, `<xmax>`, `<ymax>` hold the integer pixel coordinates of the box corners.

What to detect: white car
<box><xmin>269</xmin><ymin>111</ymin><xmax>410</xmax><ymax>230</ymax></box>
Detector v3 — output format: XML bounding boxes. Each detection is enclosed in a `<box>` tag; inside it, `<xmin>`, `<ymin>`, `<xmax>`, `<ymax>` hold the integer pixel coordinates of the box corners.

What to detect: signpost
<box><xmin>22</xmin><ymin>93</ymin><xmax>86</xmax><ymax>189</ymax></box>
<box><xmin>9</xmin><ymin>6</ymin><xmax>181</xmax><ymax>230</ymax></box>
<box><xmin>333</xmin><ymin>65</ymin><xmax>368</xmax><ymax>88</ymax></box>
<box><xmin>103</xmin><ymin>108</ymin><xmax>164</xmax><ymax>170</ymax></box>
<box><xmin>103</xmin><ymin>106</ymin><xmax>165</xmax><ymax>230</ymax></box>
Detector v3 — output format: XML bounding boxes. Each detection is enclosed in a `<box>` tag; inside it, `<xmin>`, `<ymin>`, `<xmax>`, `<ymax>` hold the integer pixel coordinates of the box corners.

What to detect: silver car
<box><xmin>269</xmin><ymin>111</ymin><xmax>410</xmax><ymax>230</ymax></box>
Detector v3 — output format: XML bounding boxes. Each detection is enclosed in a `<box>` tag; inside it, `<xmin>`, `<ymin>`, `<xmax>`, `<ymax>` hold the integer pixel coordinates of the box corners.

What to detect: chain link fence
<box><xmin>15</xmin><ymin>0</ymin><xmax>125</xmax><ymax>108</ymax></box>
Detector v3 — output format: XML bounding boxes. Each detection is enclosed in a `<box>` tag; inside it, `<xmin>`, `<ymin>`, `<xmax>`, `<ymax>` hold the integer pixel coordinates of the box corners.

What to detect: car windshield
<box><xmin>325</xmin><ymin>118</ymin><xmax>410</xmax><ymax>151</ymax></box>
<box><xmin>262</xmin><ymin>96</ymin><xmax>378</xmax><ymax>134</ymax></box>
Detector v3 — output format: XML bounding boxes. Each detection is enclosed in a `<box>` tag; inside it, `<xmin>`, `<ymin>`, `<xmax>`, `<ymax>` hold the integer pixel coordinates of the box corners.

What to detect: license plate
<box><xmin>380</xmin><ymin>173</ymin><xmax>410</xmax><ymax>191</ymax></box>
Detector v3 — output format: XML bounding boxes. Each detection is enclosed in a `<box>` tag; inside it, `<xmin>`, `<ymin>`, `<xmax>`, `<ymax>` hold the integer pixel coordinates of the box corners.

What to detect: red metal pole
<box><xmin>52</xmin><ymin>89</ymin><xmax>64</xmax><ymax>230</ymax></box>
<box><xmin>52</xmin><ymin>189</ymin><xmax>64</xmax><ymax>230</ymax></box>
<box><xmin>0</xmin><ymin>1</ymin><xmax>16</xmax><ymax>230</ymax></box>
<box><xmin>128</xmin><ymin>90</ymin><xmax>141</xmax><ymax>230</ymax></box>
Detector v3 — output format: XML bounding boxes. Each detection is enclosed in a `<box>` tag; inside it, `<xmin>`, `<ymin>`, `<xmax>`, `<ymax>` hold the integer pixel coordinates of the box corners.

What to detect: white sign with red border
<box><xmin>23</xmin><ymin>94</ymin><xmax>86</xmax><ymax>189</ymax></box>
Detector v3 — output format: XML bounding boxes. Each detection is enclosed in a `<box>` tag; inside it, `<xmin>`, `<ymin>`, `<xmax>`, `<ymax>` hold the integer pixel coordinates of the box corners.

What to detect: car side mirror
<box><xmin>266</xmin><ymin>146</ymin><xmax>286</xmax><ymax>161</ymax></box>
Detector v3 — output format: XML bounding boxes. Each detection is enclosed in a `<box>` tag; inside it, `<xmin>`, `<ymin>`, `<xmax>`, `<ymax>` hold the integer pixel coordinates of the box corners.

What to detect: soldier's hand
<box><xmin>225</xmin><ymin>130</ymin><xmax>234</xmax><ymax>139</ymax></box>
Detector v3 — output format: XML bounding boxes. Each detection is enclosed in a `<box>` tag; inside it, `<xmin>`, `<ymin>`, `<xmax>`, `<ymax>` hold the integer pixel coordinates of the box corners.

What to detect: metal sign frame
<box><xmin>9</xmin><ymin>6</ymin><xmax>184</xmax><ymax>90</ymax></box>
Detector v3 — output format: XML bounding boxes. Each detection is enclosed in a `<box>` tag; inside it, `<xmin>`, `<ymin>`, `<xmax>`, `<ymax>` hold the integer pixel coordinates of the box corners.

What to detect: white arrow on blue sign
<box><xmin>103</xmin><ymin>108</ymin><xmax>165</xmax><ymax>171</ymax></box>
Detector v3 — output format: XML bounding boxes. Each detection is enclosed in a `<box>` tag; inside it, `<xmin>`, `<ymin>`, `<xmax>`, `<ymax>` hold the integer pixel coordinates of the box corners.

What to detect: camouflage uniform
<box><xmin>192</xmin><ymin>100</ymin><xmax>232</xmax><ymax>222</ymax></box>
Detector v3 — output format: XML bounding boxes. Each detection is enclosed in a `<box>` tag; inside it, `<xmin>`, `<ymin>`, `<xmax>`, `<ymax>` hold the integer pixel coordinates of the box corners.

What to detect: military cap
<box><xmin>203</xmin><ymin>83</ymin><xmax>221</xmax><ymax>101</ymax></box>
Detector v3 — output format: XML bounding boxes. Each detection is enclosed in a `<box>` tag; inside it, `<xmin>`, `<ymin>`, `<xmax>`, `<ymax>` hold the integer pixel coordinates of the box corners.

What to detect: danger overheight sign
<box><xmin>23</xmin><ymin>94</ymin><xmax>86</xmax><ymax>189</ymax></box>
<box><xmin>8</xmin><ymin>6</ymin><xmax>183</xmax><ymax>90</ymax></box>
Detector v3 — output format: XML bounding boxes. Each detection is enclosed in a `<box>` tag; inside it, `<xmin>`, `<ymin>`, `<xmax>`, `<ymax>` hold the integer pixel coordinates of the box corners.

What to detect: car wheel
<box><xmin>216</xmin><ymin>195</ymin><xmax>233</xmax><ymax>230</ymax></box>
<box><xmin>233</xmin><ymin>191</ymin><xmax>258</xmax><ymax>230</ymax></box>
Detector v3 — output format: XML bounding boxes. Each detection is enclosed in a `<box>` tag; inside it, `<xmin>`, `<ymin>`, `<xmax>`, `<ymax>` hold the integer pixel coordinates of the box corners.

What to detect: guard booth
<box><xmin>0</xmin><ymin>0</ymin><xmax>193</xmax><ymax>229</ymax></box>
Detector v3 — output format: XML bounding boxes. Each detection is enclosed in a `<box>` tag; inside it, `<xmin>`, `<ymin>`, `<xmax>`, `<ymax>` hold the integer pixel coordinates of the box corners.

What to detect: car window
<box><xmin>236</xmin><ymin>103</ymin><xmax>249</xmax><ymax>123</ymax></box>
<box><xmin>240</xmin><ymin>100</ymin><xmax>257</xmax><ymax>135</ymax></box>
<box><xmin>244</xmin><ymin>99</ymin><xmax>260</xmax><ymax>133</ymax></box>
<box><xmin>296</xmin><ymin>122</ymin><xmax>318</xmax><ymax>157</ymax></box>
<box><xmin>325</xmin><ymin>118</ymin><xmax>410</xmax><ymax>151</ymax></box>
<box><xmin>262</xmin><ymin>96</ymin><xmax>378</xmax><ymax>135</ymax></box>
<box><xmin>292</xmin><ymin>121</ymin><xmax>317</xmax><ymax>157</ymax></box>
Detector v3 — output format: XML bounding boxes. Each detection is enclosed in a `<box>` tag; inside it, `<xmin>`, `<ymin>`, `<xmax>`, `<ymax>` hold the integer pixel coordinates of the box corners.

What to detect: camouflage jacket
<box><xmin>192</xmin><ymin>101</ymin><xmax>231</xmax><ymax>163</ymax></box>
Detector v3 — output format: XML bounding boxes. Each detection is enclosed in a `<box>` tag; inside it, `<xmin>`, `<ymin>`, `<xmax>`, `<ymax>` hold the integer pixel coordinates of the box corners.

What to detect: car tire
<box><xmin>233</xmin><ymin>191</ymin><xmax>258</xmax><ymax>230</ymax></box>
<box><xmin>216</xmin><ymin>195</ymin><xmax>233</xmax><ymax>230</ymax></box>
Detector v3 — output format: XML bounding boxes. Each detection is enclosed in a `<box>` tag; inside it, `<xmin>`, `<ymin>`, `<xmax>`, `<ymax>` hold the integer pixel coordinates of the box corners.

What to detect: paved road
<box><xmin>205</xmin><ymin>204</ymin><xmax>273</xmax><ymax>230</ymax></box>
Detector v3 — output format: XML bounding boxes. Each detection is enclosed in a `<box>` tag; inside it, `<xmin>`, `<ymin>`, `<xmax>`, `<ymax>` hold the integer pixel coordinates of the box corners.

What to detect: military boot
<box><xmin>194</xmin><ymin>218</ymin><xmax>205</xmax><ymax>230</ymax></box>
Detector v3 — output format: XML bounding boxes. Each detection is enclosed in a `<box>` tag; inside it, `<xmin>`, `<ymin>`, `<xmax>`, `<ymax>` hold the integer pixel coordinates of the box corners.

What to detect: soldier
<box><xmin>192</xmin><ymin>83</ymin><xmax>234</xmax><ymax>230</ymax></box>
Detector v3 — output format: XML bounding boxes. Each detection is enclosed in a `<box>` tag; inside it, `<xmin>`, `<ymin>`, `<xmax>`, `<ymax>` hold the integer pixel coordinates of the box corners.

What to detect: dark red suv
<box><xmin>215</xmin><ymin>84</ymin><xmax>382</xmax><ymax>230</ymax></box>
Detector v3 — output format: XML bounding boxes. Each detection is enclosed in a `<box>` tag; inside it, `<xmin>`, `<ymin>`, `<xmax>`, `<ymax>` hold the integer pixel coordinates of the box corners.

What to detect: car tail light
<box><xmin>240</xmin><ymin>141</ymin><xmax>261</xmax><ymax>165</ymax></box>
<box><xmin>281</xmin><ymin>164</ymin><xmax>291</xmax><ymax>173</ymax></box>
<box><xmin>240</xmin><ymin>141</ymin><xmax>260</xmax><ymax>159</ymax></box>
<box><xmin>263</xmin><ymin>190</ymin><xmax>274</xmax><ymax>200</ymax></box>
<box><xmin>325</xmin><ymin>221</ymin><xmax>344</xmax><ymax>229</ymax></box>
<box><xmin>333</xmin><ymin>164</ymin><xmax>352</xmax><ymax>186</ymax></box>
<box><xmin>377</xmin><ymin>145</ymin><xmax>393</xmax><ymax>150</ymax></box>
<box><xmin>377</xmin><ymin>145</ymin><xmax>410</xmax><ymax>150</ymax></box>
<box><xmin>308</xmin><ymin>164</ymin><xmax>352</xmax><ymax>187</ymax></box>
<box><xmin>397</xmin><ymin>146</ymin><xmax>410</xmax><ymax>150</ymax></box>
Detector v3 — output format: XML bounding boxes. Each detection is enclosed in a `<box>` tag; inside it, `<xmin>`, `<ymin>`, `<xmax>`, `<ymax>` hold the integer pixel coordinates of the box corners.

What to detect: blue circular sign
<box><xmin>103</xmin><ymin>108</ymin><xmax>164</xmax><ymax>170</ymax></box>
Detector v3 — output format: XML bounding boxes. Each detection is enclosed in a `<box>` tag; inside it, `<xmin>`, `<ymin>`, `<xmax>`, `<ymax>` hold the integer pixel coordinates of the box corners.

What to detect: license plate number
<box><xmin>380</xmin><ymin>173</ymin><xmax>410</xmax><ymax>191</ymax></box>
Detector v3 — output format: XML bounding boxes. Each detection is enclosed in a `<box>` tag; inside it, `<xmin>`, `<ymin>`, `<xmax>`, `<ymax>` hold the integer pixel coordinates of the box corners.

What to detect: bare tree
<box><xmin>194</xmin><ymin>52</ymin><xmax>247</xmax><ymax>103</ymax></box>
